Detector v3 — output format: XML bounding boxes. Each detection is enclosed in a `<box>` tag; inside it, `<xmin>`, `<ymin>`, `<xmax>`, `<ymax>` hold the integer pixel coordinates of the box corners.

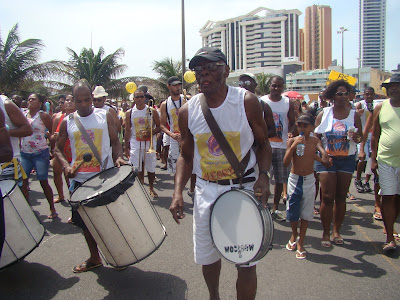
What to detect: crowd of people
<box><xmin>0</xmin><ymin>46</ymin><xmax>399</xmax><ymax>300</ymax></box>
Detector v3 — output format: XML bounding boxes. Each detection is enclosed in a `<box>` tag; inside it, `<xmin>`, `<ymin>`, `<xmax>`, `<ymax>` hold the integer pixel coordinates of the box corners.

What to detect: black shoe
<box><xmin>355</xmin><ymin>180</ymin><xmax>365</xmax><ymax>193</ymax></box>
<box><xmin>363</xmin><ymin>182</ymin><xmax>372</xmax><ymax>193</ymax></box>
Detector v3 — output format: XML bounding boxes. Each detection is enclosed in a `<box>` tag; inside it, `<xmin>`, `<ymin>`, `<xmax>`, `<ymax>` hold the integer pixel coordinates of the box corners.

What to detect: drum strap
<box><xmin>199</xmin><ymin>94</ymin><xmax>250</xmax><ymax>181</ymax></box>
<box><xmin>1</xmin><ymin>158</ymin><xmax>28</xmax><ymax>180</ymax></box>
<box><xmin>73</xmin><ymin>112</ymin><xmax>108</xmax><ymax>171</ymax></box>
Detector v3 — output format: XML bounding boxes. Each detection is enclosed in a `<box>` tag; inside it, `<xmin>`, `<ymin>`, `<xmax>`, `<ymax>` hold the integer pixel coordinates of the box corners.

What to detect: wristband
<box><xmin>259</xmin><ymin>170</ymin><xmax>270</xmax><ymax>177</ymax></box>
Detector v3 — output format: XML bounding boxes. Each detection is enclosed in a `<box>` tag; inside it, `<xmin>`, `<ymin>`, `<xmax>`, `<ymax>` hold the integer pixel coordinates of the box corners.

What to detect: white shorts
<box><xmin>129</xmin><ymin>148</ymin><xmax>156</xmax><ymax>173</ymax></box>
<box><xmin>167</xmin><ymin>142</ymin><xmax>180</xmax><ymax>174</ymax></box>
<box><xmin>286</xmin><ymin>173</ymin><xmax>315</xmax><ymax>222</ymax></box>
<box><xmin>193</xmin><ymin>177</ymin><xmax>257</xmax><ymax>267</ymax></box>
<box><xmin>163</xmin><ymin>133</ymin><xmax>170</xmax><ymax>147</ymax></box>
<box><xmin>378</xmin><ymin>162</ymin><xmax>400</xmax><ymax>195</ymax></box>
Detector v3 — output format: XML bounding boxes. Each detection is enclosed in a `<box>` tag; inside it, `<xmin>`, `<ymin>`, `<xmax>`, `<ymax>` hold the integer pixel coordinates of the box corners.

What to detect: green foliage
<box><xmin>152</xmin><ymin>58</ymin><xmax>182</xmax><ymax>97</ymax></box>
<box><xmin>255</xmin><ymin>73</ymin><xmax>274</xmax><ymax>96</ymax></box>
<box><xmin>0</xmin><ymin>24</ymin><xmax>49</xmax><ymax>95</ymax></box>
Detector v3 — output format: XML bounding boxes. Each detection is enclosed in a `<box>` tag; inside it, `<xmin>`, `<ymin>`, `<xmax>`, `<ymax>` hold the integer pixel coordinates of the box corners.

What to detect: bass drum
<box><xmin>0</xmin><ymin>180</ymin><xmax>45</xmax><ymax>270</ymax></box>
<box><xmin>70</xmin><ymin>165</ymin><xmax>166</xmax><ymax>268</ymax></box>
<box><xmin>210</xmin><ymin>188</ymin><xmax>273</xmax><ymax>265</ymax></box>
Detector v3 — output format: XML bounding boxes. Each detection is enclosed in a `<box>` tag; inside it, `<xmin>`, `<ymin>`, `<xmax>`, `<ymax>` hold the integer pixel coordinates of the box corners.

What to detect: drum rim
<box><xmin>0</xmin><ymin>179</ymin><xmax>17</xmax><ymax>199</ymax></box>
<box><xmin>209</xmin><ymin>188</ymin><xmax>273</xmax><ymax>265</ymax></box>
<box><xmin>70</xmin><ymin>165</ymin><xmax>136</xmax><ymax>206</ymax></box>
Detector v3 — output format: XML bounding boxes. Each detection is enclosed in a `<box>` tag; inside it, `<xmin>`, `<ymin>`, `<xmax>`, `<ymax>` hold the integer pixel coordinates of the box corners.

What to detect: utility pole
<box><xmin>181</xmin><ymin>0</ymin><xmax>186</xmax><ymax>89</ymax></box>
<box><xmin>337</xmin><ymin>26</ymin><xmax>348</xmax><ymax>74</ymax></box>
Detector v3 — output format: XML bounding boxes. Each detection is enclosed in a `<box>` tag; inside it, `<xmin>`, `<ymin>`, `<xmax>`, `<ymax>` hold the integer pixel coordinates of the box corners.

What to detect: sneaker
<box><xmin>354</xmin><ymin>180</ymin><xmax>365</xmax><ymax>193</ymax></box>
<box><xmin>363</xmin><ymin>182</ymin><xmax>372</xmax><ymax>193</ymax></box>
<box><xmin>272</xmin><ymin>210</ymin><xmax>286</xmax><ymax>222</ymax></box>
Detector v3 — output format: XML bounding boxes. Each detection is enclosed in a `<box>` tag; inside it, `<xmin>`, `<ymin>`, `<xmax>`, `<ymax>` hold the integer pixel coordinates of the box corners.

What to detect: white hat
<box><xmin>92</xmin><ymin>86</ymin><xmax>108</xmax><ymax>98</ymax></box>
<box><xmin>239</xmin><ymin>73</ymin><xmax>256</xmax><ymax>81</ymax></box>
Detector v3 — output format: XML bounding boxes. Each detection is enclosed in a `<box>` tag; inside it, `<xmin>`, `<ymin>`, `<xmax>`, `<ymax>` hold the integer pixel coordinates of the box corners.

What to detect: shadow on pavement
<box><xmin>0</xmin><ymin>261</ymin><xmax>79</xmax><ymax>299</ymax></box>
<box><xmin>96</xmin><ymin>266</ymin><xmax>188</xmax><ymax>299</ymax></box>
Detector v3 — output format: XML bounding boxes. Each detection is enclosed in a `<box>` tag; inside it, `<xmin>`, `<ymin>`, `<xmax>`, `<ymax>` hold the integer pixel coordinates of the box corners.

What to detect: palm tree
<box><xmin>152</xmin><ymin>58</ymin><xmax>182</xmax><ymax>97</ymax></box>
<box><xmin>255</xmin><ymin>73</ymin><xmax>274</xmax><ymax>96</ymax></box>
<box><xmin>50</xmin><ymin>47</ymin><xmax>128</xmax><ymax>97</ymax></box>
<box><xmin>0</xmin><ymin>24</ymin><xmax>50</xmax><ymax>95</ymax></box>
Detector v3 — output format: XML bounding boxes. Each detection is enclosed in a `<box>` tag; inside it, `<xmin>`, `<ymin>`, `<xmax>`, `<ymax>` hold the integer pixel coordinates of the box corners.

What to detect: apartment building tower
<box><xmin>199</xmin><ymin>7</ymin><xmax>302</xmax><ymax>72</ymax></box>
<box><xmin>359</xmin><ymin>0</ymin><xmax>386</xmax><ymax>70</ymax></box>
<box><xmin>303</xmin><ymin>5</ymin><xmax>332</xmax><ymax>70</ymax></box>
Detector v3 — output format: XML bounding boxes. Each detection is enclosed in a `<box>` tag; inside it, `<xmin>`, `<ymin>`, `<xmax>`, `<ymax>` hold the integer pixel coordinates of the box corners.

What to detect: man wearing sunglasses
<box><xmin>92</xmin><ymin>86</ymin><xmax>121</xmax><ymax>134</ymax></box>
<box><xmin>159</xmin><ymin>76</ymin><xmax>184</xmax><ymax>175</ymax></box>
<box><xmin>169</xmin><ymin>47</ymin><xmax>271</xmax><ymax>300</ymax></box>
<box><xmin>239</xmin><ymin>73</ymin><xmax>275</xmax><ymax>138</ymax></box>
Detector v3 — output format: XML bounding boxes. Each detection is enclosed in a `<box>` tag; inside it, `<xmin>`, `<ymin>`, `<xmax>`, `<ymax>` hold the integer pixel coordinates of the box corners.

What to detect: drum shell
<box><xmin>210</xmin><ymin>188</ymin><xmax>274</xmax><ymax>265</ymax></box>
<box><xmin>71</xmin><ymin>166</ymin><xmax>166</xmax><ymax>267</ymax></box>
<box><xmin>0</xmin><ymin>180</ymin><xmax>45</xmax><ymax>270</ymax></box>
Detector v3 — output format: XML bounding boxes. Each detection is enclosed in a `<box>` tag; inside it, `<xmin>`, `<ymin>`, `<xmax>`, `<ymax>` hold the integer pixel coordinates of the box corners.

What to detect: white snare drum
<box><xmin>0</xmin><ymin>180</ymin><xmax>45</xmax><ymax>270</ymax></box>
<box><xmin>210</xmin><ymin>188</ymin><xmax>274</xmax><ymax>265</ymax></box>
<box><xmin>70</xmin><ymin>166</ymin><xmax>166</xmax><ymax>268</ymax></box>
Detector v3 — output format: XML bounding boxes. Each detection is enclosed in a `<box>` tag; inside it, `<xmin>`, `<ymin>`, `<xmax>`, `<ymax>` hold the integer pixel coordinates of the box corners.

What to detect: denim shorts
<box><xmin>315</xmin><ymin>155</ymin><xmax>356</xmax><ymax>174</ymax></box>
<box><xmin>21</xmin><ymin>148</ymin><xmax>50</xmax><ymax>180</ymax></box>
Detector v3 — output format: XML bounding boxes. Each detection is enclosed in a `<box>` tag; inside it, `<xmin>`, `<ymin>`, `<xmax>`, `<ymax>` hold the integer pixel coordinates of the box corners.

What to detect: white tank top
<box><xmin>67</xmin><ymin>108</ymin><xmax>113</xmax><ymax>182</ymax></box>
<box><xmin>188</xmin><ymin>86</ymin><xmax>256</xmax><ymax>180</ymax></box>
<box><xmin>21</xmin><ymin>111</ymin><xmax>48</xmax><ymax>153</ymax></box>
<box><xmin>321</xmin><ymin>108</ymin><xmax>357</xmax><ymax>157</ymax></box>
<box><xmin>260</xmin><ymin>95</ymin><xmax>290</xmax><ymax>149</ymax></box>
<box><xmin>0</xmin><ymin>95</ymin><xmax>20</xmax><ymax>158</ymax></box>
<box><xmin>129</xmin><ymin>105</ymin><xmax>156</xmax><ymax>151</ymax></box>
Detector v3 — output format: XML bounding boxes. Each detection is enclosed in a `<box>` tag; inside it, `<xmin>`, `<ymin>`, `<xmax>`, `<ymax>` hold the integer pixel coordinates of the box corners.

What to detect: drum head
<box><xmin>210</xmin><ymin>189</ymin><xmax>268</xmax><ymax>265</ymax></box>
<box><xmin>70</xmin><ymin>165</ymin><xmax>136</xmax><ymax>207</ymax></box>
<box><xmin>0</xmin><ymin>180</ymin><xmax>17</xmax><ymax>197</ymax></box>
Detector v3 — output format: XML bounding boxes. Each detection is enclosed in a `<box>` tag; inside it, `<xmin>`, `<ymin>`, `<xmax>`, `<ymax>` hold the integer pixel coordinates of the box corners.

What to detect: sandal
<box><xmin>332</xmin><ymin>236</ymin><xmax>344</xmax><ymax>245</ymax></box>
<box><xmin>347</xmin><ymin>192</ymin><xmax>356</xmax><ymax>200</ymax></box>
<box><xmin>73</xmin><ymin>261</ymin><xmax>103</xmax><ymax>273</ymax></box>
<box><xmin>373</xmin><ymin>211</ymin><xmax>383</xmax><ymax>221</ymax></box>
<box><xmin>286</xmin><ymin>240</ymin><xmax>297</xmax><ymax>251</ymax></box>
<box><xmin>296</xmin><ymin>250</ymin><xmax>307</xmax><ymax>259</ymax></box>
<box><xmin>383</xmin><ymin>241</ymin><xmax>396</xmax><ymax>252</ymax></box>
<box><xmin>54</xmin><ymin>197</ymin><xmax>64</xmax><ymax>204</ymax></box>
<box><xmin>321</xmin><ymin>240</ymin><xmax>332</xmax><ymax>248</ymax></box>
<box><xmin>149</xmin><ymin>190</ymin><xmax>158</xmax><ymax>198</ymax></box>
<box><xmin>48</xmin><ymin>212</ymin><xmax>58</xmax><ymax>219</ymax></box>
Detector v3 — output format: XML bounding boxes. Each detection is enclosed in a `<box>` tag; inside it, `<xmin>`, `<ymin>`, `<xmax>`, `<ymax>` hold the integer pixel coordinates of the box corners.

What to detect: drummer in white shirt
<box><xmin>55</xmin><ymin>80</ymin><xmax>125</xmax><ymax>273</ymax></box>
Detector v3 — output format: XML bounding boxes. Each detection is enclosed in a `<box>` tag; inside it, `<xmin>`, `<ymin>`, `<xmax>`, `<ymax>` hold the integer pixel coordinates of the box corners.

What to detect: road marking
<box><xmin>351</xmin><ymin>203</ymin><xmax>400</xmax><ymax>273</ymax></box>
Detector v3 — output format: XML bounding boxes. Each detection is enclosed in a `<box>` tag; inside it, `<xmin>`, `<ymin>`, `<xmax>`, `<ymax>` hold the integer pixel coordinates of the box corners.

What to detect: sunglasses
<box><xmin>239</xmin><ymin>80</ymin><xmax>251</xmax><ymax>87</ymax></box>
<box><xmin>192</xmin><ymin>62</ymin><xmax>225</xmax><ymax>72</ymax></box>
<box><xmin>335</xmin><ymin>92</ymin><xmax>349</xmax><ymax>97</ymax></box>
<box><xmin>134</xmin><ymin>95</ymin><xmax>145</xmax><ymax>99</ymax></box>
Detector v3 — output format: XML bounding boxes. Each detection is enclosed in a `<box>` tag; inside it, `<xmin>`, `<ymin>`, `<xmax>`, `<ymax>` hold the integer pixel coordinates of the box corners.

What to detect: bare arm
<box><xmin>4</xmin><ymin>99</ymin><xmax>32</xmax><ymax>137</ymax></box>
<box><xmin>109</xmin><ymin>107</ymin><xmax>121</xmax><ymax>133</ymax></box>
<box><xmin>370</xmin><ymin>103</ymin><xmax>382</xmax><ymax>171</ymax></box>
<box><xmin>283</xmin><ymin>138</ymin><xmax>295</xmax><ymax>167</ymax></box>
<box><xmin>287</xmin><ymin>100</ymin><xmax>296</xmax><ymax>137</ymax></box>
<box><xmin>0</xmin><ymin>109</ymin><xmax>13</xmax><ymax>162</ymax></box>
<box><xmin>124</xmin><ymin>109</ymin><xmax>132</xmax><ymax>158</ymax></box>
<box><xmin>263</xmin><ymin>102</ymin><xmax>276</xmax><ymax>138</ymax></box>
<box><xmin>170</xmin><ymin>103</ymin><xmax>193</xmax><ymax>224</ymax></box>
<box><xmin>244</xmin><ymin>92</ymin><xmax>271</xmax><ymax>207</ymax></box>
<box><xmin>151</xmin><ymin>107</ymin><xmax>161</xmax><ymax>135</ymax></box>
<box><xmin>54</xmin><ymin>119</ymin><xmax>74</xmax><ymax>177</ymax></box>
<box><xmin>107</xmin><ymin>112</ymin><xmax>125</xmax><ymax>167</ymax></box>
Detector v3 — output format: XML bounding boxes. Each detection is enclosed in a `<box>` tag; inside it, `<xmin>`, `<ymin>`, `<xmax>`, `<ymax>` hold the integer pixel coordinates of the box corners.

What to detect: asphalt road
<box><xmin>1</xmin><ymin>161</ymin><xmax>399</xmax><ymax>300</ymax></box>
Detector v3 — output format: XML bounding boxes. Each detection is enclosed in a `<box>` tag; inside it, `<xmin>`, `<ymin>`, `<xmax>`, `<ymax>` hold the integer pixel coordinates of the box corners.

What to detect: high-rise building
<box><xmin>359</xmin><ymin>0</ymin><xmax>386</xmax><ymax>70</ymax></box>
<box><xmin>199</xmin><ymin>7</ymin><xmax>302</xmax><ymax>72</ymax></box>
<box><xmin>303</xmin><ymin>5</ymin><xmax>332</xmax><ymax>70</ymax></box>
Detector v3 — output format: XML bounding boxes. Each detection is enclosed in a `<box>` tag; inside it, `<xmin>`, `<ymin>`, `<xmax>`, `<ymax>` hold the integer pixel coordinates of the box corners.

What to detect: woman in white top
<box><xmin>21</xmin><ymin>93</ymin><xmax>56</xmax><ymax>219</ymax></box>
<box><xmin>314</xmin><ymin>80</ymin><xmax>362</xmax><ymax>248</ymax></box>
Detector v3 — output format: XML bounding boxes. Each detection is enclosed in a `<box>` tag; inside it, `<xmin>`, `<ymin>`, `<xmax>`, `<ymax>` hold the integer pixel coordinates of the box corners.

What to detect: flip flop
<box><xmin>383</xmin><ymin>241</ymin><xmax>396</xmax><ymax>252</ymax></box>
<box><xmin>296</xmin><ymin>250</ymin><xmax>307</xmax><ymax>259</ymax></box>
<box><xmin>48</xmin><ymin>212</ymin><xmax>58</xmax><ymax>219</ymax></box>
<box><xmin>73</xmin><ymin>261</ymin><xmax>103</xmax><ymax>273</ymax></box>
<box><xmin>321</xmin><ymin>240</ymin><xmax>332</xmax><ymax>248</ymax></box>
<box><xmin>332</xmin><ymin>236</ymin><xmax>344</xmax><ymax>245</ymax></box>
<box><xmin>149</xmin><ymin>190</ymin><xmax>158</xmax><ymax>198</ymax></box>
<box><xmin>373</xmin><ymin>212</ymin><xmax>383</xmax><ymax>220</ymax></box>
<box><xmin>347</xmin><ymin>192</ymin><xmax>356</xmax><ymax>200</ymax></box>
<box><xmin>54</xmin><ymin>197</ymin><xmax>64</xmax><ymax>203</ymax></box>
<box><xmin>286</xmin><ymin>240</ymin><xmax>297</xmax><ymax>251</ymax></box>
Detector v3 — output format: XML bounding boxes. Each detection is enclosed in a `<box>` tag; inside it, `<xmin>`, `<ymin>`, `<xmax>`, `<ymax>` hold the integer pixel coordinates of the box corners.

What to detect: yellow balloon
<box><xmin>381</xmin><ymin>78</ymin><xmax>390</xmax><ymax>96</ymax></box>
<box><xmin>126</xmin><ymin>82</ymin><xmax>137</xmax><ymax>94</ymax></box>
<box><xmin>184</xmin><ymin>71</ymin><xmax>196</xmax><ymax>83</ymax></box>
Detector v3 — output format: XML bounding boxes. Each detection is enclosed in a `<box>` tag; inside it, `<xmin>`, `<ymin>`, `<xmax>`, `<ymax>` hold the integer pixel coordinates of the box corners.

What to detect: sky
<box><xmin>1</xmin><ymin>0</ymin><xmax>399</xmax><ymax>79</ymax></box>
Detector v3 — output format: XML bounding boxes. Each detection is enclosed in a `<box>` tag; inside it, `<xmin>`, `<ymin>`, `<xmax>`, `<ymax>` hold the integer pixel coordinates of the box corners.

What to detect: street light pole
<box><xmin>337</xmin><ymin>26</ymin><xmax>348</xmax><ymax>74</ymax></box>
<box><xmin>357</xmin><ymin>57</ymin><xmax>362</xmax><ymax>90</ymax></box>
<box><xmin>181</xmin><ymin>0</ymin><xmax>186</xmax><ymax>89</ymax></box>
